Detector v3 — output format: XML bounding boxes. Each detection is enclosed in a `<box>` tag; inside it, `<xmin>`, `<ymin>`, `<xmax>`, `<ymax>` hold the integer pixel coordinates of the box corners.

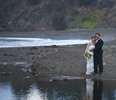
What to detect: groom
<box><xmin>90</xmin><ymin>33</ymin><xmax>104</xmax><ymax>75</ymax></box>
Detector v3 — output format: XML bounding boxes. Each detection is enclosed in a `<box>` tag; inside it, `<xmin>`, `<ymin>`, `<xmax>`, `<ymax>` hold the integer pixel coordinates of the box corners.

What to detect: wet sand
<box><xmin>0</xmin><ymin>29</ymin><xmax>116</xmax><ymax>81</ymax></box>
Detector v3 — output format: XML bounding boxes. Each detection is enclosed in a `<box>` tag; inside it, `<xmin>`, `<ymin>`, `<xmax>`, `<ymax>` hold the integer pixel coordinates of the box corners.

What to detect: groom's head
<box><xmin>95</xmin><ymin>33</ymin><xmax>100</xmax><ymax>39</ymax></box>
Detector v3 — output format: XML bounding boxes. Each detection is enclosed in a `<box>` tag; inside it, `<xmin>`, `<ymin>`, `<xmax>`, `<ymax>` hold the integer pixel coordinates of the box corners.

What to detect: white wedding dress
<box><xmin>85</xmin><ymin>42</ymin><xmax>95</xmax><ymax>75</ymax></box>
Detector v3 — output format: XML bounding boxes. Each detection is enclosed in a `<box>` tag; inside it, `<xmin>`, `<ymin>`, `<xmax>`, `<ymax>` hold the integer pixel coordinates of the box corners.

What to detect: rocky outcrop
<box><xmin>0</xmin><ymin>0</ymin><xmax>116</xmax><ymax>31</ymax></box>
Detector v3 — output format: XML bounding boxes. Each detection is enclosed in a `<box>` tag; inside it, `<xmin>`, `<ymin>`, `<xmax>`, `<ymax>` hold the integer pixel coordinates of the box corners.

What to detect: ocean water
<box><xmin>0</xmin><ymin>37</ymin><xmax>89</xmax><ymax>48</ymax></box>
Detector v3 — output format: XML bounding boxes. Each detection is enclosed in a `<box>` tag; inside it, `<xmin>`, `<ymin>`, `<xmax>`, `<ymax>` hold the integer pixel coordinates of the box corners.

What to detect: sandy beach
<box><xmin>0</xmin><ymin>29</ymin><xmax>116</xmax><ymax>81</ymax></box>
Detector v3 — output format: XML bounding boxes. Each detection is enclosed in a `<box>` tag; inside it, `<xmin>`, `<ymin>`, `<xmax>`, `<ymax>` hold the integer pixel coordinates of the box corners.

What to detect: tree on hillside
<box><xmin>52</xmin><ymin>14</ymin><xmax>67</xmax><ymax>30</ymax></box>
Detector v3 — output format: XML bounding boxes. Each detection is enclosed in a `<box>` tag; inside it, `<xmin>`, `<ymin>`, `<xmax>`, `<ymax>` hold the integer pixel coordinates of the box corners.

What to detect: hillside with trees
<box><xmin>0</xmin><ymin>0</ymin><xmax>116</xmax><ymax>31</ymax></box>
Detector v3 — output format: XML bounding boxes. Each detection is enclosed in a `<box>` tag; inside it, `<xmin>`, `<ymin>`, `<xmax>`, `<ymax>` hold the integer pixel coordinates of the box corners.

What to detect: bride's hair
<box><xmin>91</xmin><ymin>36</ymin><xmax>95</xmax><ymax>39</ymax></box>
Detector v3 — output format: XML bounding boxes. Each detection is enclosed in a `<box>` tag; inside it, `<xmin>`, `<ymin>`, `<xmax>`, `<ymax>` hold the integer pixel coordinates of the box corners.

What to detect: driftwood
<box><xmin>0</xmin><ymin>72</ymin><xmax>14</xmax><ymax>76</ymax></box>
<box><xmin>44</xmin><ymin>45</ymin><xmax>60</xmax><ymax>48</ymax></box>
<box><xmin>50</xmin><ymin>76</ymin><xmax>85</xmax><ymax>82</ymax></box>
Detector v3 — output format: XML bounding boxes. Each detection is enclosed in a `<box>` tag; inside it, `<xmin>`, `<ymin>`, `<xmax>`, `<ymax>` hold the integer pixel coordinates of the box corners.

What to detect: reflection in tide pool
<box><xmin>0</xmin><ymin>75</ymin><xmax>116</xmax><ymax>100</ymax></box>
<box><xmin>86</xmin><ymin>79</ymin><xmax>94</xmax><ymax>100</ymax></box>
<box><xmin>0</xmin><ymin>83</ymin><xmax>16</xmax><ymax>100</ymax></box>
<box><xmin>86</xmin><ymin>79</ymin><xmax>103</xmax><ymax>100</ymax></box>
<box><xmin>0</xmin><ymin>37</ymin><xmax>89</xmax><ymax>48</ymax></box>
<box><xmin>21</xmin><ymin>84</ymin><xmax>46</xmax><ymax>100</ymax></box>
<box><xmin>0</xmin><ymin>76</ymin><xmax>86</xmax><ymax>100</ymax></box>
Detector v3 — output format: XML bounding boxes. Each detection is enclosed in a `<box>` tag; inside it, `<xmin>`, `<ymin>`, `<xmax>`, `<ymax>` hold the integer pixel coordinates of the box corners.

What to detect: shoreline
<box><xmin>0</xmin><ymin>29</ymin><xmax>116</xmax><ymax>81</ymax></box>
<box><xmin>0</xmin><ymin>29</ymin><xmax>116</xmax><ymax>40</ymax></box>
<box><xmin>0</xmin><ymin>40</ymin><xmax>115</xmax><ymax>81</ymax></box>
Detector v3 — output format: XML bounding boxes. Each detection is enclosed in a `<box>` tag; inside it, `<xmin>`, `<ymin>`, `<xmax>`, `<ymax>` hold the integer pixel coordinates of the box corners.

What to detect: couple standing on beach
<box><xmin>85</xmin><ymin>33</ymin><xmax>104</xmax><ymax>75</ymax></box>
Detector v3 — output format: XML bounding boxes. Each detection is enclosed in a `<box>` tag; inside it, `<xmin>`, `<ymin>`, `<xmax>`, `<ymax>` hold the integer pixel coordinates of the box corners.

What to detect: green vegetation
<box><xmin>67</xmin><ymin>13</ymin><xmax>100</xmax><ymax>30</ymax></box>
<box><xmin>104</xmin><ymin>26</ymin><xmax>114</xmax><ymax>29</ymax></box>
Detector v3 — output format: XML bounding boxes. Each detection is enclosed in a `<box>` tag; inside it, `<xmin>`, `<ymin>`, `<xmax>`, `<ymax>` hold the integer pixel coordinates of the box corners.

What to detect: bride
<box><xmin>85</xmin><ymin>36</ymin><xmax>95</xmax><ymax>75</ymax></box>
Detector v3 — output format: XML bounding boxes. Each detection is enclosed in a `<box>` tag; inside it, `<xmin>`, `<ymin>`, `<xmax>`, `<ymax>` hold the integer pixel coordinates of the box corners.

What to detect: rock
<box><xmin>65</xmin><ymin>16</ymin><xmax>74</xmax><ymax>23</ymax></box>
<box><xmin>24</xmin><ymin>76</ymin><xmax>31</xmax><ymax>79</ymax></box>
<box><xmin>0</xmin><ymin>27</ymin><xmax>4</xmax><ymax>31</ymax></box>
<box><xmin>26</xmin><ymin>52</ymin><xmax>34</xmax><ymax>55</ymax></box>
<box><xmin>3</xmin><ymin>54</ymin><xmax>15</xmax><ymax>56</ymax></box>
<box><xmin>44</xmin><ymin>45</ymin><xmax>59</xmax><ymax>48</ymax></box>
<box><xmin>40</xmin><ymin>28</ymin><xmax>48</xmax><ymax>31</ymax></box>
<box><xmin>30</xmin><ymin>47</ymin><xmax>38</xmax><ymax>50</ymax></box>
<box><xmin>0</xmin><ymin>72</ymin><xmax>14</xmax><ymax>76</ymax></box>
<box><xmin>31</xmin><ymin>72</ymin><xmax>36</xmax><ymax>75</ymax></box>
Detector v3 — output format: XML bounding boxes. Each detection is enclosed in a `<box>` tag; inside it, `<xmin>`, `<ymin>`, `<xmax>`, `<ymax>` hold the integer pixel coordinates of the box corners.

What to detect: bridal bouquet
<box><xmin>84</xmin><ymin>52</ymin><xmax>91</xmax><ymax>59</ymax></box>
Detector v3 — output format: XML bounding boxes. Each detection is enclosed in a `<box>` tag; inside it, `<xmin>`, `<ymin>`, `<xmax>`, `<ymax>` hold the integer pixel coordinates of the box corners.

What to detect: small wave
<box><xmin>0</xmin><ymin>37</ymin><xmax>89</xmax><ymax>48</ymax></box>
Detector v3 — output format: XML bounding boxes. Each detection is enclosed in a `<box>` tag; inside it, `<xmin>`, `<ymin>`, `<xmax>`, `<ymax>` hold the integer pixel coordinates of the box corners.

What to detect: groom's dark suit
<box><xmin>93</xmin><ymin>38</ymin><xmax>104</xmax><ymax>74</ymax></box>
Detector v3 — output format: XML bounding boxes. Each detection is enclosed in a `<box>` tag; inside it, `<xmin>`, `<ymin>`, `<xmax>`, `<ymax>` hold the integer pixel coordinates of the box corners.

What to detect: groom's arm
<box><xmin>93</xmin><ymin>40</ymin><xmax>104</xmax><ymax>52</ymax></box>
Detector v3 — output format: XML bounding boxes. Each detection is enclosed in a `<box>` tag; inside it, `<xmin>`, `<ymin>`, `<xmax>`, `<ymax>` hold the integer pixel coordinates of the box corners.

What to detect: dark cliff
<box><xmin>0</xmin><ymin>0</ymin><xmax>116</xmax><ymax>31</ymax></box>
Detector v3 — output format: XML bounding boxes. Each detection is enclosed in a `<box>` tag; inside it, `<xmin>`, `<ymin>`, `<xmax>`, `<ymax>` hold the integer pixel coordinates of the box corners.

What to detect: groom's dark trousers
<box><xmin>93</xmin><ymin>39</ymin><xmax>104</xmax><ymax>73</ymax></box>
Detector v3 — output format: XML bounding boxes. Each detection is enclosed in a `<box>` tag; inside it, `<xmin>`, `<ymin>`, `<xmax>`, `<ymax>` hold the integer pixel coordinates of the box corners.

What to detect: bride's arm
<box><xmin>85</xmin><ymin>42</ymin><xmax>90</xmax><ymax>53</ymax></box>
